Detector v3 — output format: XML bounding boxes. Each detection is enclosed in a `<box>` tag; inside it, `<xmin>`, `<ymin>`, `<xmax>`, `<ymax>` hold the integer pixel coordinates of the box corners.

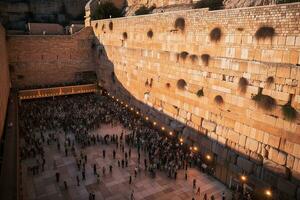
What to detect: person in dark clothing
<box><xmin>55</xmin><ymin>172</ymin><xmax>60</xmax><ymax>182</ymax></box>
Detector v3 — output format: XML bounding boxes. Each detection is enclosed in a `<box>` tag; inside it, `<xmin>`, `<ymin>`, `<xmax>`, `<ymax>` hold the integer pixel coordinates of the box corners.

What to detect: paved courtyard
<box><xmin>21</xmin><ymin>124</ymin><xmax>231</xmax><ymax>200</ymax></box>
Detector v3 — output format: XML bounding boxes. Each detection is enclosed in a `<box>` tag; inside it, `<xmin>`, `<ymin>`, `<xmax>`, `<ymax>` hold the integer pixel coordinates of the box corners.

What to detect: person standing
<box><xmin>64</xmin><ymin>180</ymin><xmax>68</xmax><ymax>190</ymax></box>
<box><xmin>129</xmin><ymin>175</ymin><xmax>132</xmax><ymax>184</ymax></box>
<box><xmin>55</xmin><ymin>172</ymin><xmax>60</xmax><ymax>183</ymax></box>
<box><xmin>93</xmin><ymin>163</ymin><xmax>97</xmax><ymax>175</ymax></box>
<box><xmin>196</xmin><ymin>186</ymin><xmax>201</xmax><ymax>195</ymax></box>
<box><xmin>193</xmin><ymin>179</ymin><xmax>196</xmax><ymax>189</ymax></box>
<box><xmin>103</xmin><ymin>149</ymin><xmax>106</xmax><ymax>158</ymax></box>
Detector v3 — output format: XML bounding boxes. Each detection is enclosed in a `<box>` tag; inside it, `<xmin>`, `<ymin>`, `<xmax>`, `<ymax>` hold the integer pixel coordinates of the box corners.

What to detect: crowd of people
<box><xmin>19</xmin><ymin>92</ymin><xmax>251</xmax><ymax>200</ymax></box>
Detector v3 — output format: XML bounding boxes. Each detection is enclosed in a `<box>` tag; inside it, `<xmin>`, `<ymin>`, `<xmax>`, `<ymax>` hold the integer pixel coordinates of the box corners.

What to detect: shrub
<box><xmin>91</xmin><ymin>2</ymin><xmax>123</xmax><ymax>20</ymax></box>
<box><xmin>109</xmin><ymin>21</ymin><xmax>113</xmax><ymax>30</ymax></box>
<box><xmin>210</xmin><ymin>27</ymin><xmax>222</xmax><ymax>42</ymax></box>
<box><xmin>101</xmin><ymin>24</ymin><xmax>105</xmax><ymax>30</ymax></box>
<box><xmin>201</xmin><ymin>54</ymin><xmax>210</xmax><ymax>66</ymax></box>
<box><xmin>123</xmin><ymin>32</ymin><xmax>128</xmax><ymax>40</ymax></box>
<box><xmin>175</xmin><ymin>17</ymin><xmax>185</xmax><ymax>31</ymax></box>
<box><xmin>255</xmin><ymin>26</ymin><xmax>275</xmax><ymax>40</ymax></box>
<box><xmin>282</xmin><ymin>103</ymin><xmax>298</xmax><ymax>121</ymax></box>
<box><xmin>177</xmin><ymin>79</ymin><xmax>187</xmax><ymax>90</ymax></box>
<box><xmin>95</xmin><ymin>23</ymin><xmax>98</xmax><ymax>29</ymax></box>
<box><xmin>236</xmin><ymin>27</ymin><xmax>244</xmax><ymax>31</ymax></box>
<box><xmin>194</xmin><ymin>0</ymin><xmax>223</xmax><ymax>10</ymax></box>
<box><xmin>149</xmin><ymin>78</ymin><xmax>153</xmax><ymax>87</ymax></box>
<box><xmin>145</xmin><ymin>79</ymin><xmax>149</xmax><ymax>86</ymax></box>
<box><xmin>147</xmin><ymin>29</ymin><xmax>153</xmax><ymax>38</ymax></box>
<box><xmin>190</xmin><ymin>55</ymin><xmax>198</xmax><ymax>63</ymax></box>
<box><xmin>196</xmin><ymin>89</ymin><xmax>204</xmax><ymax>97</ymax></box>
<box><xmin>179</xmin><ymin>51</ymin><xmax>189</xmax><ymax>60</ymax></box>
<box><xmin>266</xmin><ymin>76</ymin><xmax>274</xmax><ymax>86</ymax></box>
<box><xmin>214</xmin><ymin>95</ymin><xmax>224</xmax><ymax>105</ymax></box>
<box><xmin>135</xmin><ymin>5</ymin><xmax>155</xmax><ymax>15</ymax></box>
<box><xmin>252</xmin><ymin>92</ymin><xmax>276</xmax><ymax>111</ymax></box>
<box><xmin>238</xmin><ymin>77</ymin><xmax>249</xmax><ymax>93</ymax></box>
<box><xmin>276</xmin><ymin>0</ymin><xmax>300</xmax><ymax>4</ymax></box>
<box><xmin>166</xmin><ymin>83</ymin><xmax>171</xmax><ymax>88</ymax></box>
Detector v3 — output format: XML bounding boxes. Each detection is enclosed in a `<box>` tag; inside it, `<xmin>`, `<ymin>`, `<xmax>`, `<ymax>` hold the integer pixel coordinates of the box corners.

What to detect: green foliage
<box><xmin>177</xmin><ymin>79</ymin><xmax>187</xmax><ymax>90</ymax></box>
<box><xmin>196</xmin><ymin>89</ymin><xmax>204</xmax><ymax>97</ymax></box>
<box><xmin>266</xmin><ymin>76</ymin><xmax>274</xmax><ymax>86</ymax></box>
<box><xmin>282</xmin><ymin>103</ymin><xmax>298</xmax><ymax>121</ymax></box>
<box><xmin>201</xmin><ymin>54</ymin><xmax>210</xmax><ymax>66</ymax></box>
<box><xmin>238</xmin><ymin>77</ymin><xmax>249</xmax><ymax>93</ymax></box>
<box><xmin>135</xmin><ymin>5</ymin><xmax>155</xmax><ymax>15</ymax></box>
<box><xmin>147</xmin><ymin>29</ymin><xmax>154</xmax><ymax>38</ymax></box>
<box><xmin>194</xmin><ymin>0</ymin><xmax>223</xmax><ymax>10</ymax></box>
<box><xmin>276</xmin><ymin>0</ymin><xmax>300</xmax><ymax>4</ymax></box>
<box><xmin>91</xmin><ymin>2</ymin><xmax>123</xmax><ymax>20</ymax></box>
<box><xmin>255</xmin><ymin>26</ymin><xmax>275</xmax><ymax>40</ymax></box>
<box><xmin>179</xmin><ymin>51</ymin><xmax>189</xmax><ymax>60</ymax></box>
<box><xmin>123</xmin><ymin>32</ymin><xmax>128</xmax><ymax>40</ymax></box>
<box><xmin>214</xmin><ymin>95</ymin><xmax>224</xmax><ymax>105</ymax></box>
<box><xmin>175</xmin><ymin>17</ymin><xmax>185</xmax><ymax>31</ymax></box>
<box><xmin>252</xmin><ymin>93</ymin><xmax>276</xmax><ymax>111</ymax></box>
<box><xmin>210</xmin><ymin>27</ymin><xmax>222</xmax><ymax>42</ymax></box>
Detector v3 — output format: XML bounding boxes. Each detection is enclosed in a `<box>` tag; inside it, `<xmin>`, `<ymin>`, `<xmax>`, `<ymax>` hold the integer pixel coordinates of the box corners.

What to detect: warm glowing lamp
<box><xmin>145</xmin><ymin>117</ymin><xmax>149</xmax><ymax>120</ymax></box>
<box><xmin>265</xmin><ymin>190</ymin><xmax>272</xmax><ymax>197</ymax></box>
<box><xmin>169</xmin><ymin>131</ymin><xmax>173</xmax><ymax>136</ymax></box>
<box><xmin>153</xmin><ymin>122</ymin><xmax>157</xmax><ymax>126</ymax></box>
<box><xmin>161</xmin><ymin>127</ymin><xmax>165</xmax><ymax>130</ymax></box>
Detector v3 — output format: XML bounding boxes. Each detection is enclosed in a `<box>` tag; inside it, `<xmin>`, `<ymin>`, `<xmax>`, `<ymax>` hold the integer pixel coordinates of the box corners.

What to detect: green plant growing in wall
<box><xmin>179</xmin><ymin>51</ymin><xmax>189</xmax><ymax>60</ymax></box>
<box><xmin>238</xmin><ymin>77</ymin><xmax>249</xmax><ymax>93</ymax></box>
<box><xmin>123</xmin><ymin>32</ymin><xmax>128</xmax><ymax>40</ymax></box>
<box><xmin>266</xmin><ymin>76</ymin><xmax>274</xmax><ymax>86</ymax></box>
<box><xmin>109</xmin><ymin>22</ymin><xmax>113</xmax><ymax>30</ymax></box>
<box><xmin>201</xmin><ymin>54</ymin><xmax>210</xmax><ymax>66</ymax></box>
<box><xmin>252</xmin><ymin>88</ymin><xmax>276</xmax><ymax>111</ymax></box>
<box><xmin>214</xmin><ymin>95</ymin><xmax>224</xmax><ymax>105</ymax></box>
<box><xmin>177</xmin><ymin>79</ymin><xmax>187</xmax><ymax>90</ymax></box>
<box><xmin>255</xmin><ymin>26</ymin><xmax>275</xmax><ymax>40</ymax></box>
<box><xmin>174</xmin><ymin>17</ymin><xmax>185</xmax><ymax>31</ymax></box>
<box><xmin>166</xmin><ymin>83</ymin><xmax>171</xmax><ymax>88</ymax></box>
<box><xmin>92</xmin><ymin>2</ymin><xmax>123</xmax><ymax>20</ymax></box>
<box><xmin>190</xmin><ymin>55</ymin><xmax>198</xmax><ymax>63</ymax></box>
<box><xmin>135</xmin><ymin>5</ymin><xmax>156</xmax><ymax>15</ymax></box>
<box><xmin>210</xmin><ymin>27</ymin><xmax>222</xmax><ymax>42</ymax></box>
<box><xmin>282</xmin><ymin>94</ymin><xmax>298</xmax><ymax>121</ymax></box>
<box><xmin>193</xmin><ymin>0</ymin><xmax>223</xmax><ymax>10</ymax></box>
<box><xmin>147</xmin><ymin>29</ymin><xmax>154</xmax><ymax>38</ymax></box>
<box><xmin>196</xmin><ymin>89</ymin><xmax>204</xmax><ymax>97</ymax></box>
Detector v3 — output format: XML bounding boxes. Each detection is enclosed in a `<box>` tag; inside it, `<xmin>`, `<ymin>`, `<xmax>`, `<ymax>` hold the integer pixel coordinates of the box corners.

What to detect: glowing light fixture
<box><xmin>206</xmin><ymin>155</ymin><xmax>211</xmax><ymax>160</ymax></box>
<box><xmin>193</xmin><ymin>146</ymin><xmax>198</xmax><ymax>151</ymax></box>
<box><xmin>145</xmin><ymin>117</ymin><xmax>149</xmax><ymax>120</ymax></box>
<box><xmin>169</xmin><ymin>131</ymin><xmax>173</xmax><ymax>136</ymax></box>
<box><xmin>265</xmin><ymin>190</ymin><xmax>272</xmax><ymax>197</ymax></box>
<box><xmin>161</xmin><ymin>127</ymin><xmax>165</xmax><ymax>130</ymax></box>
<box><xmin>153</xmin><ymin>122</ymin><xmax>157</xmax><ymax>126</ymax></box>
<box><xmin>240</xmin><ymin>175</ymin><xmax>247</xmax><ymax>182</ymax></box>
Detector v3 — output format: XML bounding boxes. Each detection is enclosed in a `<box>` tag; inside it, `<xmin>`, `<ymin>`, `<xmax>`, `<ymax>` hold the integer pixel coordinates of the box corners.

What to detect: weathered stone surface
<box><xmin>263</xmin><ymin>160</ymin><xmax>288</xmax><ymax>179</ymax></box>
<box><xmin>202</xmin><ymin>120</ymin><xmax>217</xmax><ymax>132</ymax></box>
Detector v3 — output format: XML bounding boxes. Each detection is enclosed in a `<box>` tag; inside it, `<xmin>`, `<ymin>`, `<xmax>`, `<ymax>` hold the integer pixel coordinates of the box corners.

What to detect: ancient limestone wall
<box><xmin>0</xmin><ymin>25</ymin><xmax>11</xmax><ymax>139</ymax></box>
<box><xmin>7</xmin><ymin>27</ymin><xmax>96</xmax><ymax>88</ymax></box>
<box><xmin>91</xmin><ymin>3</ymin><xmax>300</xmax><ymax>199</ymax></box>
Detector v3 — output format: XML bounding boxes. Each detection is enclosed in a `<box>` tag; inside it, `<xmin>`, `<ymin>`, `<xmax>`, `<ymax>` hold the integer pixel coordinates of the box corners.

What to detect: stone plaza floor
<box><xmin>21</xmin><ymin>124</ymin><xmax>231</xmax><ymax>200</ymax></box>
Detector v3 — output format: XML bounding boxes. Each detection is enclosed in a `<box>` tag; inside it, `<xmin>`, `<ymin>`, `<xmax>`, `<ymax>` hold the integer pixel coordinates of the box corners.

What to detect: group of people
<box><xmin>19</xmin><ymin>92</ymin><xmax>251</xmax><ymax>200</ymax></box>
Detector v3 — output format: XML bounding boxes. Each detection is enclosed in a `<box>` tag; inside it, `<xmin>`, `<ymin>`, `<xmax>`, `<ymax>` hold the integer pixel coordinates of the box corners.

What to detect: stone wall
<box><xmin>7</xmin><ymin>27</ymin><xmax>96</xmax><ymax>88</ymax></box>
<box><xmin>91</xmin><ymin>3</ymin><xmax>300</xmax><ymax>199</ymax></box>
<box><xmin>0</xmin><ymin>25</ymin><xmax>11</xmax><ymax>139</ymax></box>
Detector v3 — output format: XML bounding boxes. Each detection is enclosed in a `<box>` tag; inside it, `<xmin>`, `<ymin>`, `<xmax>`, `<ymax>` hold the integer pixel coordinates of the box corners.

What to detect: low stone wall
<box><xmin>7</xmin><ymin>27</ymin><xmax>96</xmax><ymax>89</ymax></box>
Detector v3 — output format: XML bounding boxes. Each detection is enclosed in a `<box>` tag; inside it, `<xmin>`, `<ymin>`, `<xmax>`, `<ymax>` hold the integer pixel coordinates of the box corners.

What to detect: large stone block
<box><xmin>245</xmin><ymin>137</ymin><xmax>259</xmax><ymax>152</ymax></box>
<box><xmin>268</xmin><ymin>147</ymin><xmax>287</xmax><ymax>166</ymax></box>
<box><xmin>263</xmin><ymin>160</ymin><xmax>288</xmax><ymax>179</ymax></box>
<box><xmin>202</xmin><ymin>119</ymin><xmax>217</xmax><ymax>132</ymax></box>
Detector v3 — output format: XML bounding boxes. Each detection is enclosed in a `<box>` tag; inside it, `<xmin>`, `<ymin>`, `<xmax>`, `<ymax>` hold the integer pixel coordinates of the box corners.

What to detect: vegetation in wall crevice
<box><xmin>196</xmin><ymin>89</ymin><xmax>204</xmax><ymax>97</ymax></box>
<box><xmin>210</xmin><ymin>27</ymin><xmax>222</xmax><ymax>42</ymax></box>
<box><xmin>174</xmin><ymin>17</ymin><xmax>185</xmax><ymax>31</ymax></box>
<box><xmin>109</xmin><ymin>21</ymin><xmax>113</xmax><ymax>31</ymax></box>
<box><xmin>252</xmin><ymin>88</ymin><xmax>276</xmax><ymax>111</ymax></box>
<box><xmin>177</xmin><ymin>79</ymin><xmax>187</xmax><ymax>90</ymax></box>
<box><xmin>147</xmin><ymin>29</ymin><xmax>154</xmax><ymax>38</ymax></box>
<box><xmin>123</xmin><ymin>32</ymin><xmax>128</xmax><ymax>40</ymax></box>
<box><xmin>190</xmin><ymin>55</ymin><xmax>198</xmax><ymax>63</ymax></box>
<box><xmin>266</xmin><ymin>76</ymin><xmax>274</xmax><ymax>86</ymax></box>
<box><xmin>193</xmin><ymin>0</ymin><xmax>223</xmax><ymax>10</ymax></box>
<box><xmin>238</xmin><ymin>77</ymin><xmax>249</xmax><ymax>93</ymax></box>
<box><xmin>255</xmin><ymin>26</ymin><xmax>275</xmax><ymax>41</ymax></box>
<box><xmin>214</xmin><ymin>95</ymin><xmax>224</xmax><ymax>105</ymax></box>
<box><xmin>201</xmin><ymin>54</ymin><xmax>210</xmax><ymax>66</ymax></box>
